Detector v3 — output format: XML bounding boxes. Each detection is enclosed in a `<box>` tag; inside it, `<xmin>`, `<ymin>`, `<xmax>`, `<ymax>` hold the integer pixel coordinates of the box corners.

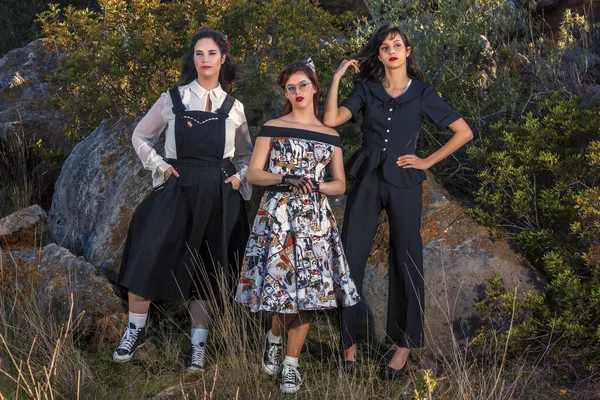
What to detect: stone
<box><xmin>148</xmin><ymin>385</ymin><xmax>185</xmax><ymax>400</ymax></box>
<box><xmin>537</xmin><ymin>0</ymin><xmax>561</xmax><ymax>9</ymax></box>
<box><xmin>561</xmin><ymin>47</ymin><xmax>600</xmax><ymax>80</ymax></box>
<box><xmin>0</xmin><ymin>39</ymin><xmax>67</xmax><ymax>152</ymax></box>
<box><xmin>0</xmin><ymin>39</ymin><xmax>68</xmax><ymax>212</ymax></box>
<box><xmin>0</xmin><ymin>204</ymin><xmax>52</xmax><ymax>250</ymax></box>
<box><xmin>48</xmin><ymin>116</ymin><xmax>156</xmax><ymax>280</ymax></box>
<box><xmin>6</xmin><ymin>243</ymin><xmax>124</xmax><ymax>344</ymax></box>
<box><xmin>331</xmin><ymin>173</ymin><xmax>544</xmax><ymax>356</ymax></box>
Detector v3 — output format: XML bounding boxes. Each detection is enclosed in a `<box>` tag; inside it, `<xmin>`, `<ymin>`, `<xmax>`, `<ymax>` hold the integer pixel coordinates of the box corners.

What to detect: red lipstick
<box><xmin>295</xmin><ymin>96</ymin><xmax>304</xmax><ymax>102</ymax></box>
<box><xmin>201</xmin><ymin>66</ymin><xmax>211</xmax><ymax>70</ymax></box>
<box><xmin>389</xmin><ymin>57</ymin><xmax>398</xmax><ymax>61</ymax></box>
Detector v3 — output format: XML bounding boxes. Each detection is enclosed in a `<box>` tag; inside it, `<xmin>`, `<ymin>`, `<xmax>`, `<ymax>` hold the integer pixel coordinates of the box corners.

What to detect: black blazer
<box><xmin>341</xmin><ymin>79</ymin><xmax>461</xmax><ymax>188</ymax></box>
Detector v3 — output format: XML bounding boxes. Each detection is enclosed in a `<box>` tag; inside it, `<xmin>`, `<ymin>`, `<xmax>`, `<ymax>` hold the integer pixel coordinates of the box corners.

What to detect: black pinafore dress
<box><xmin>118</xmin><ymin>87</ymin><xmax>249</xmax><ymax>302</ymax></box>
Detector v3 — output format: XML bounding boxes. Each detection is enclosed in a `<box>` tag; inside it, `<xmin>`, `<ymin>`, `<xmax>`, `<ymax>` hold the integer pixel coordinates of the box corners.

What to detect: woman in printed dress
<box><xmin>235</xmin><ymin>60</ymin><xmax>360</xmax><ymax>394</ymax></box>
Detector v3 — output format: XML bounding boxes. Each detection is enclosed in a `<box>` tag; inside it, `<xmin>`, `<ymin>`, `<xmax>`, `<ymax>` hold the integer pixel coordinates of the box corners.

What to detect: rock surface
<box><xmin>0</xmin><ymin>39</ymin><xmax>66</xmax><ymax>151</ymax></box>
<box><xmin>561</xmin><ymin>47</ymin><xmax>600</xmax><ymax>80</ymax></box>
<box><xmin>0</xmin><ymin>204</ymin><xmax>52</xmax><ymax>250</ymax></box>
<box><xmin>330</xmin><ymin>173</ymin><xmax>544</xmax><ymax>355</ymax></box>
<box><xmin>5</xmin><ymin>243</ymin><xmax>124</xmax><ymax>344</ymax></box>
<box><xmin>48</xmin><ymin>116</ymin><xmax>155</xmax><ymax>280</ymax></box>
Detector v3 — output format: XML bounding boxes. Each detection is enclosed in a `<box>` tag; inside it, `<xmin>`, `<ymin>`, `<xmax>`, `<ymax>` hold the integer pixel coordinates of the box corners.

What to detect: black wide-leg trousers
<box><xmin>340</xmin><ymin>171</ymin><xmax>424</xmax><ymax>349</ymax></box>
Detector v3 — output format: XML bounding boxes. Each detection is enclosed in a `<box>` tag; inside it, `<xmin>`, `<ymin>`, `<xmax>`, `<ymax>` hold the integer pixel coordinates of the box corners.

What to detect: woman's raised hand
<box><xmin>334</xmin><ymin>59</ymin><xmax>360</xmax><ymax>78</ymax></box>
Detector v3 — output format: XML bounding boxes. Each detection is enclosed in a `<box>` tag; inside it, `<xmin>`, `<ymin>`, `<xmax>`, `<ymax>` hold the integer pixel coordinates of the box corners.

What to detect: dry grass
<box><xmin>0</xmin><ymin>252</ymin><xmax>105</xmax><ymax>399</ymax></box>
<box><xmin>0</xmin><ymin>248</ymin><xmax>580</xmax><ymax>399</ymax></box>
<box><xmin>0</xmin><ymin>114</ymin><xmax>42</xmax><ymax>218</ymax></box>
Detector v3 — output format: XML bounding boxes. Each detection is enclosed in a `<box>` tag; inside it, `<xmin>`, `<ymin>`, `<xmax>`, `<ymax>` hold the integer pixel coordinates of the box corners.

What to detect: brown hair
<box><xmin>277</xmin><ymin>61</ymin><xmax>319</xmax><ymax>117</ymax></box>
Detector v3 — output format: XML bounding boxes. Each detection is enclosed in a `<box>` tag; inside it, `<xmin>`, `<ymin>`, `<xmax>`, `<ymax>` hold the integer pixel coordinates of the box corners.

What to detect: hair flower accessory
<box><xmin>223</xmin><ymin>34</ymin><xmax>231</xmax><ymax>49</ymax></box>
<box><xmin>305</xmin><ymin>57</ymin><xmax>316</xmax><ymax>73</ymax></box>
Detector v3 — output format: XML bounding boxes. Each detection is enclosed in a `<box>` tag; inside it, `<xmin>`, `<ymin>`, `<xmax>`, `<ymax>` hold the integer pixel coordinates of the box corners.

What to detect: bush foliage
<box><xmin>38</xmin><ymin>0</ymin><xmax>352</xmax><ymax>139</ymax></box>
<box><xmin>33</xmin><ymin>0</ymin><xmax>600</xmax><ymax>381</ymax></box>
<box><xmin>470</xmin><ymin>94</ymin><xmax>600</xmax><ymax>360</ymax></box>
<box><xmin>38</xmin><ymin>0</ymin><xmax>208</xmax><ymax>140</ymax></box>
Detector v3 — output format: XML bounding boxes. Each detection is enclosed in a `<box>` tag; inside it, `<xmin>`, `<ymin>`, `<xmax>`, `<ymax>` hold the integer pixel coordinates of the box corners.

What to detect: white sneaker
<box><xmin>280</xmin><ymin>364</ymin><xmax>302</xmax><ymax>393</ymax></box>
<box><xmin>187</xmin><ymin>342</ymin><xmax>206</xmax><ymax>372</ymax></box>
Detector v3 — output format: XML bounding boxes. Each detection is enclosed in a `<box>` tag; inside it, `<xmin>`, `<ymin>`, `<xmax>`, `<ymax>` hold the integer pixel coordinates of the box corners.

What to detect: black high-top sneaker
<box><xmin>262</xmin><ymin>335</ymin><xmax>283</xmax><ymax>376</ymax></box>
<box><xmin>187</xmin><ymin>342</ymin><xmax>206</xmax><ymax>372</ymax></box>
<box><xmin>113</xmin><ymin>322</ymin><xmax>146</xmax><ymax>362</ymax></box>
<box><xmin>280</xmin><ymin>364</ymin><xmax>302</xmax><ymax>393</ymax></box>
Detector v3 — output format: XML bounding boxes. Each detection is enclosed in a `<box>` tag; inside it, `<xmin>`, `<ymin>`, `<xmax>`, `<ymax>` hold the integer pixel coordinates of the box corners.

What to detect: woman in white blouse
<box><xmin>114</xmin><ymin>29</ymin><xmax>253</xmax><ymax>372</ymax></box>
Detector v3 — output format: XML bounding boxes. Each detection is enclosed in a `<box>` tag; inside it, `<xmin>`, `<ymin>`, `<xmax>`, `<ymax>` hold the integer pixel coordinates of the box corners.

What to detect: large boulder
<box><xmin>0</xmin><ymin>39</ymin><xmax>66</xmax><ymax>151</ymax></box>
<box><xmin>5</xmin><ymin>243</ymin><xmax>124</xmax><ymax>345</ymax></box>
<box><xmin>331</xmin><ymin>173</ymin><xmax>544</xmax><ymax>355</ymax></box>
<box><xmin>48</xmin><ymin>117</ymin><xmax>156</xmax><ymax>280</ymax></box>
<box><xmin>0</xmin><ymin>39</ymin><xmax>69</xmax><ymax>213</ymax></box>
<box><xmin>0</xmin><ymin>204</ymin><xmax>52</xmax><ymax>250</ymax></box>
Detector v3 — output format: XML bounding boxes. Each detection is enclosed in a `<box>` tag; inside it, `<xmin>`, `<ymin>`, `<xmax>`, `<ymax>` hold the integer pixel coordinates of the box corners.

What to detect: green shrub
<box><xmin>38</xmin><ymin>0</ymin><xmax>354</xmax><ymax>139</ymax></box>
<box><xmin>38</xmin><ymin>0</ymin><xmax>209</xmax><ymax>140</ymax></box>
<box><xmin>206</xmin><ymin>0</ymin><xmax>355</xmax><ymax>125</ymax></box>
<box><xmin>470</xmin><ymin>93</ymin><xmax>600</xmax><ymax>359</ymax></box>
<box><xmin>360</xmin><ymin>0</ymin><xmax>597</xmax><ymax>194</ymax></box>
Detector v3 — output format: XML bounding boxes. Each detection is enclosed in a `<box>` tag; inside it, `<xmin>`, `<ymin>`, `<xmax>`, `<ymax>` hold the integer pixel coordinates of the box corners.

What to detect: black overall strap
<box><xmin>169</xmin><ymin>87</ymin><xmax>186</xmax><ymax>114</ymax></box>
<box><xmin>216</xmin><ymin>94</ymin><xmax>236</xmax><ymax>116</ymax></box>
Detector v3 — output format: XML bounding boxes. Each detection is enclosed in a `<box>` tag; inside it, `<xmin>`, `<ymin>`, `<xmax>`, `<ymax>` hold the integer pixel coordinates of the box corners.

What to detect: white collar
<box><xmin>189</xmin><ymin>80</ymin><xmax>225</xmax><ymax>100</ymax></box>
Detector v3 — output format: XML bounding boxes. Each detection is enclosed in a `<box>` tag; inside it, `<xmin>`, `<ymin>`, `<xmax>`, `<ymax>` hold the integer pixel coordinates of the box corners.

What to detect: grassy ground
<box><xmin>1</xmin><ymin>254</ymin><xmax>590</xmax><ymax>400</ymax></box>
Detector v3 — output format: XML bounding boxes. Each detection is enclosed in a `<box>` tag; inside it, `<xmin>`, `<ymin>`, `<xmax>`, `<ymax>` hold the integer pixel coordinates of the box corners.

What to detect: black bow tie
<box><xmin>384</xmin><ymin>97</ymin><xmax>402</xmax><ymax>109</ymax></box>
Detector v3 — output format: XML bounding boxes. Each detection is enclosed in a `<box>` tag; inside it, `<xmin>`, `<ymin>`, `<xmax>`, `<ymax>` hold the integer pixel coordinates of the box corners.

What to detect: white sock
<box><xmin>283</xmin><ymin>356</ymin><xmax>298</xmax><ymax>367</ymax></box>
<box><xmin>191</xmin><ymin>328</ymin><xmax>209</xmax><ymax>346</ymax></box>
<box><xmin>129</xmin><ymin>312</ymin><xmax>147</xmax><ymax>329</ymax></box>
<box><xmin>267</xmin><ymin>329</ymin><xmax>282</xmax><ymax>344</ymax></box>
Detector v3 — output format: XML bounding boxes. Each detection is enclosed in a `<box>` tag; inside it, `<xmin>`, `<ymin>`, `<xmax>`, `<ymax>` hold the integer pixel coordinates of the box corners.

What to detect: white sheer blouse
<box><xmin>131</xmin><ymin>80</ymin><xmax>253</xmax><ymax>200</ymax></box>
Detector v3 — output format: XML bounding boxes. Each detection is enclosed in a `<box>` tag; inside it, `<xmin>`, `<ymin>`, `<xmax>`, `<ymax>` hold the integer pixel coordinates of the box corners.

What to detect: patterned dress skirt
<box><xmin>235</xmin><ymin>126</ymin><xmax>360</xmax><ymax>313</ymax></box>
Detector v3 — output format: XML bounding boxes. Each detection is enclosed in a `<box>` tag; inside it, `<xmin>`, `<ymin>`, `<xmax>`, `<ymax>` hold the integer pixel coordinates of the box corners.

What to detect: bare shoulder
<box><xmin>319</xmin><ymin>126</ymin><xmax>339</xmax><ymax>137</ymax></box>
<box><xmin>307</xmin><ymin>121</ymin><xmax>339</xmax><ymax>136</ymax></box>
<box><xmin>263</xmin><ymin>118</ymin><xmax>288</xmax><ymax>127</ymax></box>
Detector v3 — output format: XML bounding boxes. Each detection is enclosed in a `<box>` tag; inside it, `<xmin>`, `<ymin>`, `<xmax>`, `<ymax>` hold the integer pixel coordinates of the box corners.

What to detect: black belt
<box><xmin>265</xmin><ymin>185</ymin><xmax>293</xmax><ymax>193</ymax></box>
<box><xmin>265</xmin><ymin>183</ymin><xmax>323</xmax><ymax>193</ymax></box>
<box><xmin>166</xmin><ymin>158</ymin><xmax>232</xmax><ymax>168</ymax></box>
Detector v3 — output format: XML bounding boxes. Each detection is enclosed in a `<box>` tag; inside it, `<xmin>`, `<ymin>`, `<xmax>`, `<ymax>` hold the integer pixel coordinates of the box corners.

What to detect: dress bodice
<box><xmin>259</xmin><ymin>126</ymin><xmax>342</xmax><ymax>182</ymax></box>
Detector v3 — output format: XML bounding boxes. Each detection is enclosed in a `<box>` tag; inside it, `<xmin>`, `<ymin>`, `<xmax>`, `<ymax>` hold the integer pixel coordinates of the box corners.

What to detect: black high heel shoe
<box><xmin>379</xmin><ymin>364</ymin><xmax>406</xmax><ymax>380</ymax></box>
